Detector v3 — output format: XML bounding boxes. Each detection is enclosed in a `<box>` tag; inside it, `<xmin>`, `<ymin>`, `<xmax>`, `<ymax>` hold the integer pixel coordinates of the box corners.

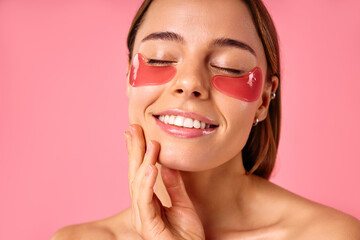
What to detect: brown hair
<box><xmin>126</xmin><ymin>0</ymin><xmax>281</xmax><ymax>179</ymax></box>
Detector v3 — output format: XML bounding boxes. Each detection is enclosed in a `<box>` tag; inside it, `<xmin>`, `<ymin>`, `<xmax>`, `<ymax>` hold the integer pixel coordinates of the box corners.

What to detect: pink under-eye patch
<box><xmin>129</xmin><ymin>53</ymin><xmax>177</xmax><ymax>87</ymax></box>
<box><xmin>211</xmin><ymin>67</ymin><xmax>262</xmax><ymax>102</ymax></box>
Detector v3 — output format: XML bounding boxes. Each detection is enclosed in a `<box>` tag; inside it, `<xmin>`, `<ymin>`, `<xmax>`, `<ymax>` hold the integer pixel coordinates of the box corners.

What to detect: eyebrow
<box><xmin>211</xmin><ymin>38</ymin><xmax>256</xmax><ymax>56</ymax></box>
<box><xmin>141</xmin><ymin>31</ymin><xmax>256</xmax><ymax>56</ymax></box>
<box><xmin>141</xmin><ymin>31</ymin><xmax>185</xmax><ymax>43</ymax></box>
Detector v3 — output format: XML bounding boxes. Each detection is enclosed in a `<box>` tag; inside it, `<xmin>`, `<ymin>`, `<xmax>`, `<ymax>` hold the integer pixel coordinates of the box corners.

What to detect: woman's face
<box><xmin>127</xmin><ymin>0</ymin><xmax>272</xmax><ymax>171</ymax></box>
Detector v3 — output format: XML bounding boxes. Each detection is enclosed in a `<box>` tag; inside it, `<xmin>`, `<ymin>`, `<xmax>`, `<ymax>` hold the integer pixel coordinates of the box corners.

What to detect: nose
<box><xmin>170</xmin><ymin>62</ymin><xmax>210</xmax><ymax>100</ymax></box>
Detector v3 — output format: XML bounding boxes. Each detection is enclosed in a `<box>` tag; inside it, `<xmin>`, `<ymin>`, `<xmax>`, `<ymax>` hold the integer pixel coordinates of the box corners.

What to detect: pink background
<box><xmin>1</xmin><ymin>0</ymin><xmax>359</xmax><ymax>239</ymax></box>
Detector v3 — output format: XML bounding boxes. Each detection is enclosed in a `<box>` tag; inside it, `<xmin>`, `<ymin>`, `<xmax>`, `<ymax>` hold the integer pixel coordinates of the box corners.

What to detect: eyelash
<box><xmin>147</xmin><ymin>59</ymin><xmax>175</xmax><ymax>65</ymax></box>
<box><xmin>212</xmin><ymin>65</ymin><xmax>242</xmax><ymax>75</ymax></box>
<box><xmin>147</xmin><ymin>59</ymin><xmax>242</xmax><ymax>75</ymax></box>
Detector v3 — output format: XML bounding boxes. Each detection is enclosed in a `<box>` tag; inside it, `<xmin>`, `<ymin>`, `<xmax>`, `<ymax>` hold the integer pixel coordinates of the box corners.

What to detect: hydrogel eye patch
<box><xmin>129</xmin><ymin>53</ymin><xmax>262</xmax><ymax>102</ymax></box>
<box><xmin>129</xmin><ymin>53</ymin><xmax>177</xmax><ymax>87</ymax></box>
<box><xmin>211</xmin><ymin>67</ymin><xmax>262</xmax><ymax>102</ymax></box>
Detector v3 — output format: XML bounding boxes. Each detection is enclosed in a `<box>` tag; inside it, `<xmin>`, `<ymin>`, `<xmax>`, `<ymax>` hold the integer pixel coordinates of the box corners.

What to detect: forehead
<box><xmin>135</xmin><ymin>0</ymin><xmax>264</xmax><ymax>55</ymax></box>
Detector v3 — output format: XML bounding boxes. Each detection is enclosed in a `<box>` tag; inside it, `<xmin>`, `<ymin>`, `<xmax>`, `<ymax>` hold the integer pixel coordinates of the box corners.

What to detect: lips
<box><xmin>154</xmin><ymin>109</ymin><xmax>218</xmax><ymax>125</ymax></box>
<box><xmin>153</xmin><ymin>109</ymin><xmax>219</xmax><ymax>138</ymax></box>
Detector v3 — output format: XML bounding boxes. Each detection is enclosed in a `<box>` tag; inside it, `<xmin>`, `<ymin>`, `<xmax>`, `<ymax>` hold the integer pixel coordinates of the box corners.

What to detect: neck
<box><xmin>156</xmin><ymin>154</ymin><xmax>256</xmax><ymax>231</ymax></box>
<box><xmin>181</xmin><ymin>155</ymin><xmax>251</xmax><ymax>229</ymax></box>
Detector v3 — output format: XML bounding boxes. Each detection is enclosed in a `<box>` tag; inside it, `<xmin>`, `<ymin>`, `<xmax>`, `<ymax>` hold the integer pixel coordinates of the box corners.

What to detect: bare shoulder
<box><xmin>295</xmin><ymin>204</ymin><xmax>360</xmax><ymax>240</ymax></box>
<box><xmin>259</xmin><ymin>178</ymin><xmax>360</xmax><ymax>239</ymax></box>
<box><xmin>50</xmin><ymin>222</ymin><xmax>116</xmax><ymax>240</ymax></box>
<box><xmin>51</xmin><ymin>207</ymin><xmax>142</xmax><ymax>240</ymax></box>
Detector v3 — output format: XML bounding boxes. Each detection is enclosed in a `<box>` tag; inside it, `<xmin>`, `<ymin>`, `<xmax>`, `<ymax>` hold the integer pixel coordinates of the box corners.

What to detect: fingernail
<box><xmin>129</xmin><ymin>125</ymin><xmax>135</xmax><ymax>136</ymax></box>
<box><xmin>146</xmin><ymin>141</ymin><xmax>152</xmax><ymax>152</ymax></box>
<box><xmin>124</xmin><ymin>131</ymin><xmax>130</xmax><ymax>141</ymax></box>
<box><xmin>146</xmin><ymin>165</ymin><xmax>152</xmax><ymax>176</ymax></box>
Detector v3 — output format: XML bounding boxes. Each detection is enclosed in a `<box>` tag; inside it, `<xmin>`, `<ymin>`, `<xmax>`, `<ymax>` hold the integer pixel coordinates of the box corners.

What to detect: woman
<box><xmin>52</xmin><ymin>0</ymin><xmax>360</xmax><ymax>239</ymax></box>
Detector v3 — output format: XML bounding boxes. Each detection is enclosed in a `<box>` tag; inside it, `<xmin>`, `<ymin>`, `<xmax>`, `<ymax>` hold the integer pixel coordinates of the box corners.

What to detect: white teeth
<box><xmin>174</xmin><ymin>116</ymin><xmax>185</xmax><ymax>126</ymax></box>
<box><xmin>157</xmin><ymin>114</ymin><xmax>215</xmax><ymax>129</ymax></box>
<box><xmin>193</xmin><ymin>119</ymin><xmax>201</xmax><ymax>129</ymax></box>
<box><xmin>183</xmin><ymin>118</ymin><xmax>194</xmax><ymax>128</ymax></box>
<box><xmin>168</xmin><ymin>115</ymin><xmax>175</xmax><ymax>124</ymax></box>
<box><xmin>164</xmin><ymin>115</ymin><xmax>170</xmax><ymax>124</ymax></box>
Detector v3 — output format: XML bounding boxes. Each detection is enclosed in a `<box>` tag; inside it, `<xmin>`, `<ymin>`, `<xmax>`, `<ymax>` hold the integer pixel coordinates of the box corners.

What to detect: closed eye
<box><xmin>147</xmin><ymin>59</ymin><xmax>176</xmax><ymax>65</ymax></box>
<box><xmin>212</xmin><ymin>65</ymin><xmax>243</xmax><ymax>75</ymax></box>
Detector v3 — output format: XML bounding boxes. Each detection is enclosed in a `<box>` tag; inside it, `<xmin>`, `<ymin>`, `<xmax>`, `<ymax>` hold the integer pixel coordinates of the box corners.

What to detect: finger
<box><xmin>128</xmin><ymin>124</ymin><xmax>146</xmax><ymax>183</ymax></box>
<box><xmin>138</xmin><ymin>165</ymin><xmax>173</xmax><ymax>240</ymax></box>
<box><xmin>139</xmin><ymin>164</ymin><xmax>158</xmax><ymax>222</ymax></box>
<box><xmin>161</xmin><ymin>166</ymin><xmax>195</xmax><ymax>209</ymax></box>
<box><xmin>125</xmin><ymin>130</ymin><xmax>142</xmax><ymax>231</ymax></box>
<box><xmin>128</xmin><ymin>125</ymin><xmax>147</xmax><ymax>231</ymax></box>
<box><xmin>124</xmin><ymin>131</ymin><xmax>131</xmax><ymax>156</ymax></box>
<box><xmin>130</xmin><ymin>138</ymin><xmax>160</xmax><ymax>234</ymax></box>
<box><xmin>133</xmin><ymin>140</ymin><xmax>160</xmax><ymax>195</ymax></box>
<box><xmin>136</xmin><ymin>142</ymin><xmax>170</xmax><ymax>238</ymax></box>
<box><xmin>125</xmin><ymin>130</ymin><xmax>134</xmax><ymax>197</ymax></box>
<box><xmin>152</xmin><ymin>193</ymin><xmax>163</xmax><ymax>218</ymax></box>
<box><xmin>142</xmin><ymin>141</ymin><xmax>160</xmax><ymax>168</ymax></box>
<box><xmin>125</xmin><ymin>131</ymin><xmax>140</xmax><ymax>230</ymax></box>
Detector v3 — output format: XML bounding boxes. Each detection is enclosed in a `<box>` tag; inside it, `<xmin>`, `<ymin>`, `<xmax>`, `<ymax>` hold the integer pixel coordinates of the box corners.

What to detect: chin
<box><xmin>157</xmin><ymin>147</ymin><xmax>219</xmax><ymax>172</ymax></box>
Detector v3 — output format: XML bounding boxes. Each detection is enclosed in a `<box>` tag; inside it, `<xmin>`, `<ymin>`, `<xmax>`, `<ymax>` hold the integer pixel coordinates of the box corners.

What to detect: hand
<box><xmin>124</xmin><ymin>124</ymin><xmax>205</xmax><ymax>240</ymax></box>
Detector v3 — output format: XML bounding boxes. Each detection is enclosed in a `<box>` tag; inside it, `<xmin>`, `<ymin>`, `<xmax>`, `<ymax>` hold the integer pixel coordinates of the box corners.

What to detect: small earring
<box><xmin>253</xmin><ymin>118</ymin><xmax>259</xmax><ymax>126</ymax></box>
<box><xmin>126</xmin><ymin>70</ymin><xmax>129</xmax><ymax>76</ymax></box>
<box><xmin>270</xmin><ymin>92</ymin><xmax>276</xmax><ymax>100</ymax></box>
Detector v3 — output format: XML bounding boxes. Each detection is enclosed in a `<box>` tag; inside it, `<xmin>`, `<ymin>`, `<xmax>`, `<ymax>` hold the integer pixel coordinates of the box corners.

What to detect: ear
<box><xmin>126</xmin><ymin>57</ymin><xmax>131</xmax><ymax>97</ymax></box>
<box><xmin>256</xmin><ymin>75</ymin><xmax>279</xmax><ymax>122</ymax></box>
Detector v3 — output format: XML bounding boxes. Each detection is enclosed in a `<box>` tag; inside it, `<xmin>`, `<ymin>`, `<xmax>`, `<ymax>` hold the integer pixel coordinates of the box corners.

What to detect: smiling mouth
<box><xmin>153</xmin><ymin>114</ymin><xmax>219</xmax><ymax>129</ymax></box>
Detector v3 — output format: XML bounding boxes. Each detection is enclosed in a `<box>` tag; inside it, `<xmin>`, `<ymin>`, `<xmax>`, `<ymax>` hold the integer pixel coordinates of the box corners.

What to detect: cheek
<box><xmin>214</xmin><ymin>94</ymin><xmax>258</xmax><ymax>156</ymax></box>
<box><xmin>128</xmin><ymin>87</ymin><xmax>162</xmax><ymax>124</ymax></box>
<box><xmin>211</xmin><ymin>67</ymin><xmax>262</xmax><ymax>102</ymax></box>
<box><xmin>129</xmin><ymin>53</ymin><xmax>177</xmax><ymax>87</ymax></box>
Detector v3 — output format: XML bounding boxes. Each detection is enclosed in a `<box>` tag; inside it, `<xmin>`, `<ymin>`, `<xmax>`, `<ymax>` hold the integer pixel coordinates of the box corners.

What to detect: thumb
<box><xmin>161</xmin><ymin>166</ymin><xmax>194</xmax><ymax>209</ymax></box>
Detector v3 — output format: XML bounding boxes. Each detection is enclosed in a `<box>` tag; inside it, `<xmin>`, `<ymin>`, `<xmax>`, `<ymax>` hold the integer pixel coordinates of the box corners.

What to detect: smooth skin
<box><xmin>125</xmin><ymin>127</ymin><xmax>204</xmax><ymax>240</ymax></box>
<box><xmin>52</xmin><ymin>0</ymin><xmax>360</xmax><ymax>239</ymax></box>
<box><xmin>52</xmin><ymin>125</ymin><xmax>360</xmax><ymax>240</ymax></box>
